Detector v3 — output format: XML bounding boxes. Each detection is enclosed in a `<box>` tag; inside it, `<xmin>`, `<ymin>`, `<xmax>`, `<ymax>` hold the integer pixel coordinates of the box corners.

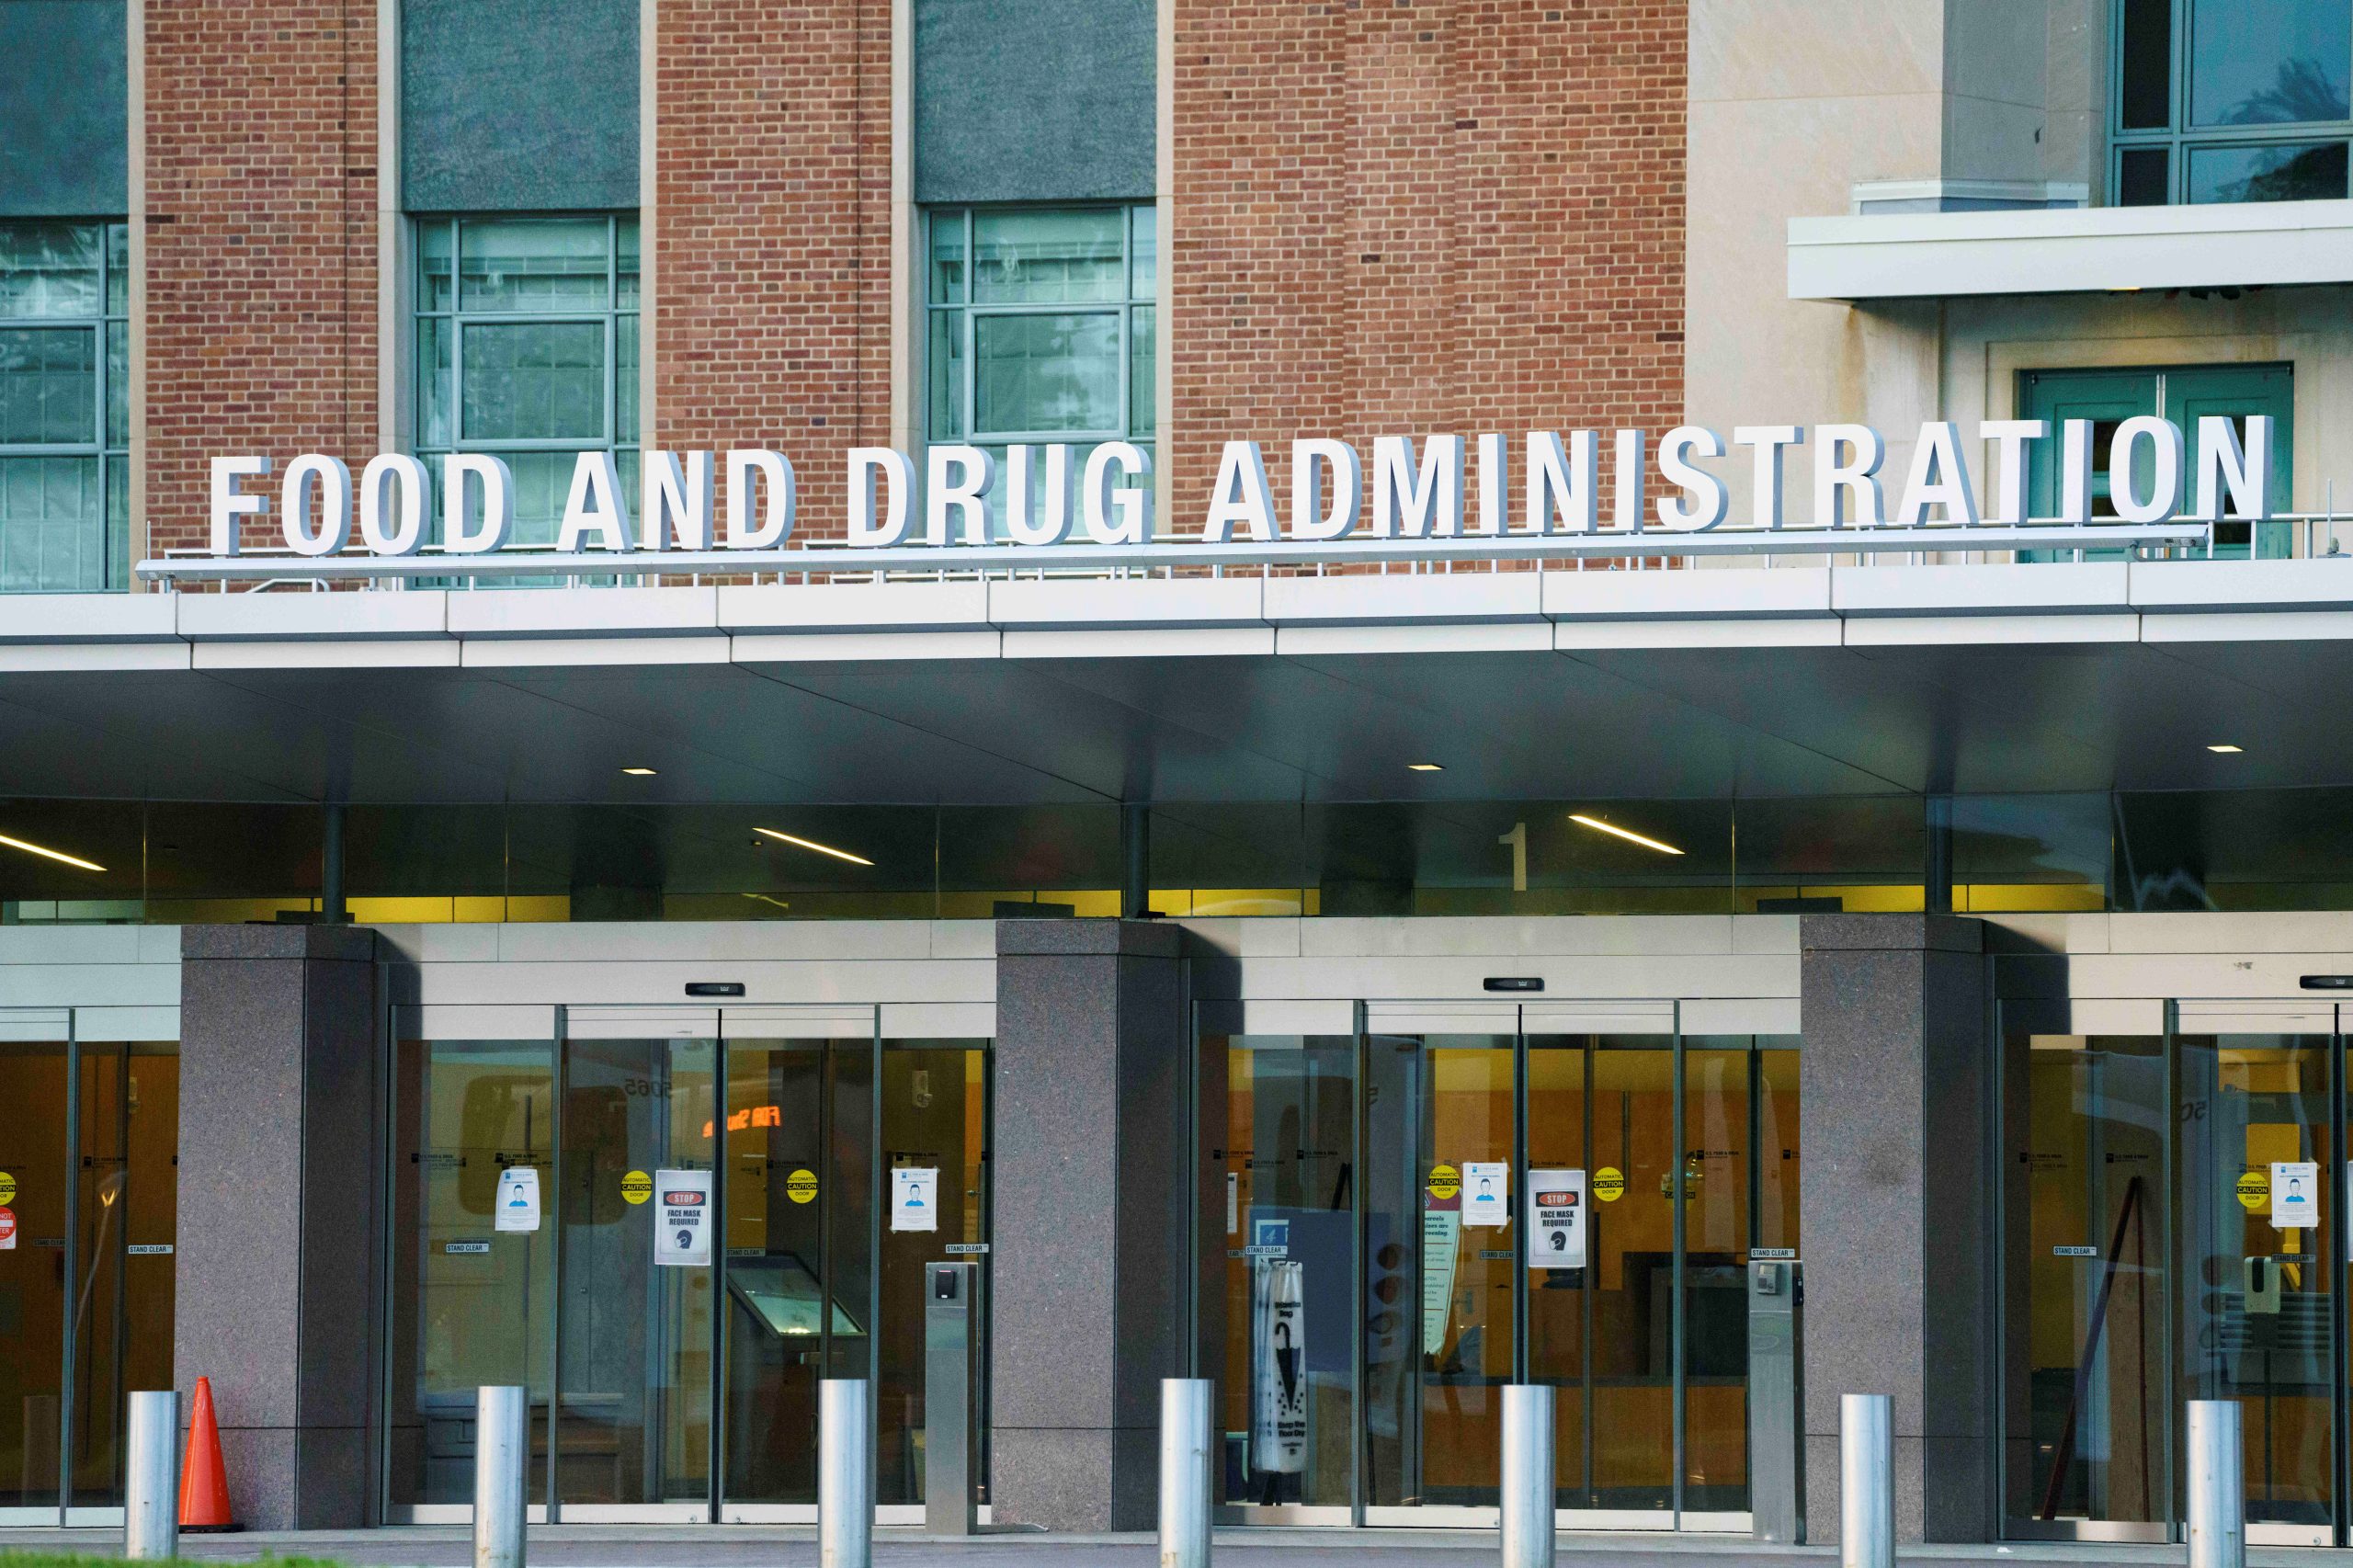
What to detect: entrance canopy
<box><xmin>3</xmin><ymin>562</ymin><xmax>2352</xmax><ymax>806</ymax></box>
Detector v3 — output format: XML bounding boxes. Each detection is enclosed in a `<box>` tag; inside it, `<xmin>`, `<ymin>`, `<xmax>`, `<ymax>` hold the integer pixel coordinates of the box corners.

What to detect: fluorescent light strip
<box><xmin>755</xmin><ymin>827</ymin><xmax>875</xmax><ymax>867</ymax></box>
<box><xmin>1569</xmin><ymin>813</ymin><xmax>1684</xmax><ymax>857</ymax></box>
<box><xmin>2207</xmin><ymin>744</ymin><xmax>2243</xmax><ymax>754</ymax></box>
<box><xmin>0</xmin><ymin>832</ymin><xmax>106</xmax><ymax>872</ymax></box>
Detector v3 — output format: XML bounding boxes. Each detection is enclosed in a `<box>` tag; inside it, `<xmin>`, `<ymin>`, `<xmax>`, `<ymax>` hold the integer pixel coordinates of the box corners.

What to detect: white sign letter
<box><xmin>280</xmin><ymin>454</ymin><xmax>353</xmax><ymax>557</ymax></box>
<box><xmin>210</xmin><ymin>456</ymin><xmax>270</xmax><ymax>556</ymax></box>
<box><xmin>847</xmin><ymin>448</ymin><xmax>915</xmax><ymax>547</ymax></box>
<box><xmin>1526</xmin><ymin>431</ymin><xmax>1597</xmax><ymax>534</ymax></box>
<box><xmin>559</xmin><ymin>450</ymin><xmax>634</xmax><ymax>552</ymax></box>
<box><xmin>640</xmin><ymin>450</ymin><xmax>714</xmax><ymax>551</ymax></box>
<box><xmin>1813</xmin><ymin>424</ymin><xmax>1886</xmax><ymax>528</ymax></box>
<box><xmin>1895</xmin><ymin>421</ymin><xmax>1980</xmax><ymax>526</ymax></box>
<box><xmin>443</xmin><ymin>454</ymin><xmax>514</xmax><ymax>554</ymax></box>
<box><xmin>1732</xmin><ymin>426</ymin><xmax>1802</xmax><ymax>528</ymax></box>
<box><xmin>2057</xmin><ymin>419</ymin><xmax>2096</xmax><ymax>524</ymax></box>
<box><xmin>1980</xmin><ymin>420</ymin><xmax>2047</xmax><ymax>525</ymax></box>
<box><xmin>1083</xmin><ymin>442</ymin><xmax>1153</xmax><ymax>544</ymax></box>
<box><xmin>1205</xmin><ymin>440</ymin><xmax>1276</xmax><ymax>543</ymax></box>
<box><xmin>1654</xmin><ymin>426</ymin><xmax>1727</xmax><ymax>530</ymax></box>
<box><xmin>358</xmin><ymin>454</ymin><xmax>429</xmax><ymax>555</ymax></box>
<box><xmin>2194</xmin><ymin>414</ymin><xmax>2273</xmax><ymax>521</ymax></box>
<box><xmin>1005</xmin><ymin>445</ymin><xmax>1076</xmax><ymax>546</ymax></box>
<box><xmin>1289</xmin><ymin>439</ymin><xmax>1359</xmax><ymax>541</ymax></box>
<box><xmin>2109</xmin><ymin>415</ymin><xmax>2185</xmax><ymax>523</ymax></box>
<box><xmin>926</xmin><ymin>444</ymin><xmax>996</xmax><ymax>546</ymax></box>
<box><xmin>724</xmin><ymin>449</ymin><xmax>796</xmax><ymax>548</ymax></box>
<box><xmin>1371</xmin><ymin>435</ymin><xmax>1463</xmax><ymax>539</ymax></box>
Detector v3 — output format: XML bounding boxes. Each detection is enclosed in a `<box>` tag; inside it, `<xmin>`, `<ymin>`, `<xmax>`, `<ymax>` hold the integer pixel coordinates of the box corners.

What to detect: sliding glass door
<box><xmin>1211</xmin><ymin>999</ymin><xmax>1799</xmax><ymax>1529</ymax></box>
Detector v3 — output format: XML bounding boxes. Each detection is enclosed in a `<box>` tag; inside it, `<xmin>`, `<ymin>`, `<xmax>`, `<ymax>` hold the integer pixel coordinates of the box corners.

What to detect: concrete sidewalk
<box><xmin>2</xmin><ymin>1526</ymin><xmax>2350</xmax><ymax>1568</ymax></box>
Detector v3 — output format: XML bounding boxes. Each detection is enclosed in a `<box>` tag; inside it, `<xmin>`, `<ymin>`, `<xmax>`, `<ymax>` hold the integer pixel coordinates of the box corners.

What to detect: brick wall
<box><xmin>654</xmin><ymin>0</ymin><xmax>894</xmax><ymax>545</ymax></box>
<box><xmin>143</xmin><ymin>0</ymin><xmax>380</xmax><ymax>560</ymax></box>
<box><xmin>1170</xmin><ymin>0</ymin><xmax>1687</xmax><ymax>524</ymax></box>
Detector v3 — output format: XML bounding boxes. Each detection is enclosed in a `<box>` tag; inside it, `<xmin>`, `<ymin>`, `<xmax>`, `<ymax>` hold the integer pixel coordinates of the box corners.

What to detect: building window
<box><xmin>415</xmin><ymin>215</ymin><xmax>638</xmax><ymax>547</ymax></box>
<box><xmin>2019</xmin><ymin>362</ymin><xmax>2292</xmax><ymax>559</ymax></box>
<box><xmin>925</xmin><ymin>205</ymin><xmax>1154</xmax><ymax>532</ymax></box>
<box><xmin>2113</xmin><ymin>0</ymin><xmax>2353</xmax><ymax>204</ymax></box>
<box><xmin>0</xmin><ymin>222</ymin><xmax>128</xmax><ymax>593</ymax></box>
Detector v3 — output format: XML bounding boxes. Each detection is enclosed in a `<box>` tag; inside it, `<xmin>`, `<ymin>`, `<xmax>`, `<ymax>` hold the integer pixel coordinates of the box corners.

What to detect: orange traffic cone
<box><xmin>178</xmin><ymin>1375</ymin><xmax>239</xmax><ymax>1532</ymax></box>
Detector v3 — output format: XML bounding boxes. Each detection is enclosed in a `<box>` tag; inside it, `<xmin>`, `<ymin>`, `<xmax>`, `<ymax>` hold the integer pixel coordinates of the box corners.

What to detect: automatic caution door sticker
<box><xmin>653</xmin><ymin>1169</ymin><xmax>711</xmax><ymax>1267</ymax></box>
<box><xmin>1592</xmin><ymin>1166</ymin><xmax>1626</xmax><ymax>1203</ymax></box>
<box><xmin>1426</xmin><ymin>1164</ymin><xmax>1460</xmax><ymax>1201</ymax></box>
<box><xmin>2236</xmin><ymin>1169</ymin><xmax>2269</xmax><ymax>1210</ymax></box>
<box><xmin>786</xmin><ymin>1167</ymin><xmax>820</xmax><ymax>1205</ymax></box>
<box><xmin>0</xmin><ymin>1171</ymin><xmax>16</xmax><ymax>1205</ymax></box>
<box><xmin>620</xmin><ymin>1170</ymin><xmax>653</xmax><ymax>1205</ymax></box>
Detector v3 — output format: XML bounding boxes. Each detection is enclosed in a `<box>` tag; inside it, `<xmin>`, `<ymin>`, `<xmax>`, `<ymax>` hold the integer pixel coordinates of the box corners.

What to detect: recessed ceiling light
<box><xmin>755</xmin><ymin>827</ymin><xmax>876</xmax><ymax>867</ymax></box>
<box><xmin>0</xmin><ymin>832</ymin><xmax>105</xmax><ymax>872</ymax></box>
<box><xmin>2207</xmin><ymin>744</ymin><xmax>2244</xmax><ymax>754</ymax></box>
<box><xmin>1408</xmin><ymin>762</ymin><xmax>1445</xmax><ymax>772</ymax></box>
<box><xmin>1570</xmin><ymin>812</ymin><xmax>1685</xmax><ymax>857</ymax></box>
<box><xmin>621</xmin><ymin>767</ymin><xmax>658</xmax><ymax>776</ymax></box>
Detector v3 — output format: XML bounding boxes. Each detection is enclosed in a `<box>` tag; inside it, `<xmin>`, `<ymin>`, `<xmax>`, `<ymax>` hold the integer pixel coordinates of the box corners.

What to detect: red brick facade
<box><xmin>1169</xmin><ymin>0</ymin><xmax>1687</xmax><ymax>521</ymax></box>
<box><xmin>653</xmin><ymin>0</ymin><xmax>894</xmax><ymax>545</ymax></box>
<box><xmin>142</xmin><ymin>1</ymin><xmax>380</xmax><ymax>560</ymax></box>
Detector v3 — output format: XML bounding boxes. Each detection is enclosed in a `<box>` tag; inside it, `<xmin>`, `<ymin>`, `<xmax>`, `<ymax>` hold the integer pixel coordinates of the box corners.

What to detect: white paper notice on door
<box><xmin>891</xmin><ymin>1166</ymin><xmax>939</xmax><ymax>1232</ymax></box>
<box><xmin>1461</xmin><ymin>1162</ymin><xmax>1509</xmax><ymax>1227</ymax></box>
<box><xmin>494</xmin><ymin>1166</ymin><xmax>540</xmax><ymax>1233</ymax></box>
<box><xmin>1527</xmin><ymin>1169</ymin><xmax>1586</xmax><ymax>1268</ymax></box>
<box><xmin>2272</xmin><ymin>1160</ymin><xmax>2320</xmax><ymax>1228</ymax></box>
<box><xmin>653</xmin><ymin>1168</ymin><xmax>711</xmax><ymax>1267</ymax></box>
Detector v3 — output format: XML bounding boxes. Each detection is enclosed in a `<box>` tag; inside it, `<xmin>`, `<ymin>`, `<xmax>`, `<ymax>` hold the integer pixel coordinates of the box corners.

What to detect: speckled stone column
<box><xmin>1798</xmin><ymin>914</ymin><xmax>1994</xmax><ymax>1545</ymax></box>
<box><xmin>989</xmin><ymin>918</ymin><xmax>1195</xmax><ymax>1531</ymax></box>
<box><xmin>175</xmin><ymin>924</ymin><xmax>382</xmax><ymax>1529</ymax></box>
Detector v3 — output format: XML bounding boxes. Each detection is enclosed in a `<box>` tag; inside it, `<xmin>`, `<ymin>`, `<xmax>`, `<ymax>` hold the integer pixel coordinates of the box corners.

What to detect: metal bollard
<box><xmin>821</xmin><ymin>1379</ymin><xmax>873</xmax><ymax>1568</ymax></box>
<box><xmin>124</xmin><ymin>1390</ymin><xmax>178</xmax><ymax>1562</ymax></box>
<box><xmin>1158</xmin><ymin>1378</ymin><xmax>1213</xmax><ymax>1568</ymax></box>
<box><xmin>1840</xmin><ymin>1393</ymin><xmax>1893</xmax><ymax>1568</ymax></box>
<box><xmin>1499</xmin><ymin>1384</ymin><xmax>1556</xmax><ymax>1568</ymax></box>
<box><xmin>474</xmin><ymin>1385</ymin><xmax>529</xmax><ymax>1568</ymax></box>
<box><xmin>2187</xmin><ymin>1400</ymin><xmax>2245</xmax><ymax>1568</ymax></box>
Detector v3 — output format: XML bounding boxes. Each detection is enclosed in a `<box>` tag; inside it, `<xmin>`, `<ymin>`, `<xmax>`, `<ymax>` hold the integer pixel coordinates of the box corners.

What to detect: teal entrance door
<box><xmin>2019</xmin><ymin>364</ymin><xmax>2293</xmax><ymax>560</ymax></box>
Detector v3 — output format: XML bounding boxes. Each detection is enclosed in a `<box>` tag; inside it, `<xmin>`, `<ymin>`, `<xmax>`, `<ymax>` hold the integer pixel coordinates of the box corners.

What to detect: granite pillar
<box><xmin>1799</xmin><ymin>914</ymin><xmax>1995</xmax><ymax>1544</ymax></box>
<box><xmin>175</xmin><ymin>925</ymin><xmax>383</xmax><ymax>1529</ymax></box>
<box><xmin>990</xmin><ymin>918</ymin><xmax>1192</xmax><ymax>1530</ymax></box>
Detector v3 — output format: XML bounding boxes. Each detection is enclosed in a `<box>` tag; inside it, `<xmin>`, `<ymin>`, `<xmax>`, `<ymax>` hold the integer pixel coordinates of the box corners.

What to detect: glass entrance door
<box><xmin>388</xmin><ymin>1003</ymin><xmax>989</xmax><ymax>1524</ymax></box>
<box><xmin>0</xmin><ymin>1009</ymin><xmax>179</xmax><ymax>1528</ymax></box>
<box><xmin>1212</xmin><ymin>1000</ymin><xmax>1798</xmax><ymax>1530</ymax></box>
<box><xmin>2005</xmin><ymin>1000</ymin><xmax>2353</xmax><ymax>1547</ymax></box>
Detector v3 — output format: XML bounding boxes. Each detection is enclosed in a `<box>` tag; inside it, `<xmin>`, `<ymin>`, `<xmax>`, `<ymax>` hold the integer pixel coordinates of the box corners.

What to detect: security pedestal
<box><xmin>926</xmin><ymin>1262</ymin><xmax>978</xmax><ymax>1534</ymax></box>
<box><xmin>1749</xmin><ymin>1259</ymin><xmax>1803</xmax><ymax>1541</ymax></box>
<box><xmin>174</xmin><ymin>925</ymin><xmax>383</xmax><ymax>1528</ymax></box>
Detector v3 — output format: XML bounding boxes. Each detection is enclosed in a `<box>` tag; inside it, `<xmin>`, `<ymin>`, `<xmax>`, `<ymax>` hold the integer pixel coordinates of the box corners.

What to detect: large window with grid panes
<box><xmin>415</xmin><ymin>214</ymin><xmax>638</xmax><ymax>548</ymax></box>
<box><xmin>2113</xmin><ymin>0</ymin><xmax>2353</xmax><ymax>203</ymax></box>
<box><xmin>925</xmin><ymin>205</ymin><xmax>1154</xmax><ymax>532</ymax></box>
<box><xmin>0</xmin><ymin>222</ymin><xmax>128</xmax><ymax>592</ymax></box>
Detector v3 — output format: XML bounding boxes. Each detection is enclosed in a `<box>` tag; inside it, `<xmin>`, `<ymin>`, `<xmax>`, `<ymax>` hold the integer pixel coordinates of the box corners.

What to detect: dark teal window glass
<box><xmin>2188</xmin><ymin>139</ymin><xmax>2349</xmax><ymax>201</ymax></box>
<box><xmin>0</xmin><ymin>222</ymin><xmax>129</xmax><ymax>593</ymax></box>
<box><xmin>2115</xmin><ymin>0</ymin><xmax>2353</xmax><ymax>202</ymax></box>
<box><xmin>2190</xmin><ymin>0</ymin><xmax>2350</xmax><ymax>126</ymax></box>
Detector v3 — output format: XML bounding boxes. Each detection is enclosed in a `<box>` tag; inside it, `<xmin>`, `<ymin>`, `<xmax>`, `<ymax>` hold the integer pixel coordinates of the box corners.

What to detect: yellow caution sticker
<box><xmin>620</xmin><ymin>1170</ymin><xmax>653</xmax><ymax>1206</ymax></box>
<box><xmin>2236</xmin><ymin>1169</ymin><xmax>2269</xmax><ymax>1211</ymax></box>
<box><xmin>1592</xmin><ymin>1166</ymin><xmax>1627</xmax><ymax>1203</ymax></box>
<box><xmin>786</xmin><ymin>1167</ymin><xmax>820</xmax><ymax>1205</ymax></box>
<box><xmin>1426</xmin><ymin>1164</ymin><xmax>1461</xmax><ymax>1201</ymax></box>
<box><xmin>0</xmin><ymin>1171</ymin><xmax>14</xmax><ymax>1205</ymax></box>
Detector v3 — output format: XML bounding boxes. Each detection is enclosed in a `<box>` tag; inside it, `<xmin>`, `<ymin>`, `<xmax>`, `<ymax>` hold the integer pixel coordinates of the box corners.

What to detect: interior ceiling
<box><xmin>0</xmin><ymin>634</ymin><xmax>2342</xmax><ymax>806</ymax></box>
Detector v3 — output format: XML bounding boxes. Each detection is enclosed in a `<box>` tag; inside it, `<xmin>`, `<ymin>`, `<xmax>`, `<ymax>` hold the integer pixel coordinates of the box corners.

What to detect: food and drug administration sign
<box><xmin>148</xmin><ymin>416</ymin><xmax>2268</xmax><ymax>581</ymax></box>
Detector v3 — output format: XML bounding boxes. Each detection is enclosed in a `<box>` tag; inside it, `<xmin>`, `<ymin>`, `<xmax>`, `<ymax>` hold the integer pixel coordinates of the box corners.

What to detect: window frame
<box><xmin>2109</xmin><ymin>0</ymin><xmax>2353</xmax><ymax>205</ymax></box>
<box><xmin>0</xmin><ymin>218</ymin><xmax>131</xmax><ymax>593</ymax></box>
<box><xmin>922</xmin><ymin>202</ymin><xmax>1155</xmax><ymax>453</ymax></box>
<box><xmin>411</xmin><ymin>211</ymin><xmax>639</xmax><ymax>483</ymax></box>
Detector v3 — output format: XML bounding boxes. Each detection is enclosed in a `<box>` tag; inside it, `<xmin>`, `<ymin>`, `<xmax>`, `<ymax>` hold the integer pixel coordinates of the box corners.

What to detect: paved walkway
<box><xmin>2</xmin><ymin>1526</ymin><xmax>2350</xmax><ymax>1567</ymax></box>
